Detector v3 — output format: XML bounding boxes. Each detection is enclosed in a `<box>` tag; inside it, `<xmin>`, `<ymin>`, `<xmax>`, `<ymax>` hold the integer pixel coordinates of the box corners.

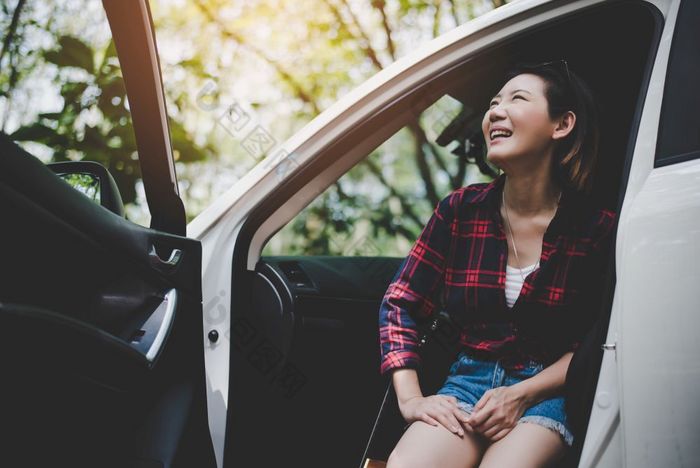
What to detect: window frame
<box><xmin>654</xmin><ymin>0</ymin><xmax>700</xmax><ymax>167</ymax></box>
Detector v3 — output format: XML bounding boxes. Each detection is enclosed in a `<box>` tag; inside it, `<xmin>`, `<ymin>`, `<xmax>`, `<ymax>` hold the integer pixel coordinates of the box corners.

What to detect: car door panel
<box><xmin>0</xmin><ymin>135</ymin><xmax>215</xmax><ymax>467</ymax></box>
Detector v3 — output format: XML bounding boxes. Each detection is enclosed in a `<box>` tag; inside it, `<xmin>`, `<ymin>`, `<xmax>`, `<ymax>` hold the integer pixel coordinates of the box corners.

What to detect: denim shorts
<box><xmin>434</xmin><ymin>350</ymin><xmax>574</xmax><ymax>447</ymax></box>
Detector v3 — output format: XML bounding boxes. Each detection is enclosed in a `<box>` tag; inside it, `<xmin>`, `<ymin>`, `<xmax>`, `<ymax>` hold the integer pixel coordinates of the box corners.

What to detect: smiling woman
<box><xmin>484</xmin><ymin>60</ymin><xmax>600</xmax><ymax>197</ymax></box>
<box><xmin>381</xmin><ymin>61</ymin><xmax>616</xmax><ymax>468</ymax></box>
<box><xmin>243</xmin><ymin>4</ymin><xmax>656</xmax><ymax>465</ymax></box>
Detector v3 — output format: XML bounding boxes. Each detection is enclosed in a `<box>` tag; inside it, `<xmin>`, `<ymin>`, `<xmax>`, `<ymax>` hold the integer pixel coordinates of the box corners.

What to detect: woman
<box><xmin>378</xmin><ymin>60</ymin><xmax>617</xmax><ymax>467</ymax></box>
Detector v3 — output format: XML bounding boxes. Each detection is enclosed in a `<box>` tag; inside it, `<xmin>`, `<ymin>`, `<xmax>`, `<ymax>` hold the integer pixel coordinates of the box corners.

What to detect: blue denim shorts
<box><xmin>434</xmin><ymin>350</ymin><xmax>574</xmax><ymax>447</ymax></box>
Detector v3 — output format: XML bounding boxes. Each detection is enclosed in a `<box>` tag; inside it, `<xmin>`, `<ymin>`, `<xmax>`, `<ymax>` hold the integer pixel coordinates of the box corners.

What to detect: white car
<box><xmin>1</xmin><ymin>0</ymin><xmax>697</xmax><ymax>467</ymax></box>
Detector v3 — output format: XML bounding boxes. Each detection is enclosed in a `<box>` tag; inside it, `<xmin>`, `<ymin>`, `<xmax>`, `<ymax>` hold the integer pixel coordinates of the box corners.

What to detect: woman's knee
<box><xmin>387</xmin><ymin>443</ymin><xmax>447</xmax><ymax>468</ymax></box>
<box><xmin>385</xmin><ymin>427</ymin><xmax>433</xmax><ymax>468</ymax></box>
<box><xmin>386</xmin><ymin>420</ymin><xmax>484</xmax><ymax>468</ymax></box>
<box><xmin>386</xmin><ymin>447</ymin><xmax>419</xmax><ymax>468</ymax></box>
<box><xmin>478</xmin><ymin>423</ymin><xmax>567</xmax><ymax>468</ymax></box>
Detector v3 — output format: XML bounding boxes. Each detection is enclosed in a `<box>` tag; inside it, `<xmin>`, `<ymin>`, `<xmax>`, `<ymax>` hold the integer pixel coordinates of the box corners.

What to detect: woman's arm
<box><xmin>513</xmin><ymin>351</ymin><xmax>573</xmax><ymax>406</ymax></box>
<box><xmin>378</xmin><ymin>193</ymin><xmax>455</xmax><ymax>377</ymax></box>
<box><xmin>392</xmin><ymin>368</ymin><xmax>423</xmax><ymax>405</ymax></box>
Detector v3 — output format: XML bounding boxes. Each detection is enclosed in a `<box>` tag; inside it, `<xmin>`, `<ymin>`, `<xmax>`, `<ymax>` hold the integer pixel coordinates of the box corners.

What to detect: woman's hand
<box><xmin>466</xmin><ymin>385</ymin><xmax>529</xmax><ymax>442</ymax></box>
<box><xmin>398</xmin><ymin>394</ymin><xmax>473</xmax><ymax>437</ymax></box>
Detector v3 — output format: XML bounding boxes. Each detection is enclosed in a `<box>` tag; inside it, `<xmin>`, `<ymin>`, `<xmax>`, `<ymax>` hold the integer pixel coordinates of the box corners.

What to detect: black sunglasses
<box><xmin>530</xmin><ymin>59</ymin><xmax>572</xmax><ymax>84</ymax></box>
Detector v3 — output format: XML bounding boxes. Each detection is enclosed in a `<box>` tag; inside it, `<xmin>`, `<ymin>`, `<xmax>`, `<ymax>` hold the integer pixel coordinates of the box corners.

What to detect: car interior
<box><xmin>222</xmin><ymin>2</ymin><xmax>661</xmax><ymax>467</ymax></box>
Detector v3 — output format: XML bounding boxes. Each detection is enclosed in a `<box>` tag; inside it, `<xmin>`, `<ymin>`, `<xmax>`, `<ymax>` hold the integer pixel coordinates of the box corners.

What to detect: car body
<box><xmin>2</xmin><ymin>0</ymin><xmax>698</xmax><ymax>467</ymax></box>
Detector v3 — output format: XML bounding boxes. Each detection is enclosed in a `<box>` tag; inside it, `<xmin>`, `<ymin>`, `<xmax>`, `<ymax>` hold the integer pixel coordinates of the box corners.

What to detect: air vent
<box><xmin>278</xmin><ymin>261</ymin><xmax>315</xmax><ymax>289</ymax></box>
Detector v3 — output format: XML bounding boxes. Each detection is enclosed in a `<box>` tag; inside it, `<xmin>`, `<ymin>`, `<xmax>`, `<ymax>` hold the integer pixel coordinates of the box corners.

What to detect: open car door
<box><xmin>581</xmin><ymin>1</ymin><xmax>700</xmax><ymax>466</ymax></box>
<box><xmin>0</xmin><ymin>1</ymin><xmax>215</xmax><ymax>467</ymax></box>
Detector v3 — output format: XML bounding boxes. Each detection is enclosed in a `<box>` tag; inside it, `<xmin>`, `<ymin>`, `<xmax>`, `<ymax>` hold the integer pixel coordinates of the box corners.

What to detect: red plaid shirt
<box><xmin>378</xmin><ymin>173</ymin><xmax>617</xmax><ymax>375</ymax></box>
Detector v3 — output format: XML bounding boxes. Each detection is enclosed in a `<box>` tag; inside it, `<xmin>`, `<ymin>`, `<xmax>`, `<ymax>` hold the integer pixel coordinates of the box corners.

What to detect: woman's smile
<box><xmin>489</xmin><ymin>126</ymin><xmax>513</xmax><ymax>144</ymax></box>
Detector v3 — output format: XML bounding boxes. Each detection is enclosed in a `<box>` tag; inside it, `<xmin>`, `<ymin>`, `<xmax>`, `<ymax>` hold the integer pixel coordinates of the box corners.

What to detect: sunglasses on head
<box><xmin>529</xmin><ymin>59</ymin><xmax>572</xmax><ymax>84</ymax></box>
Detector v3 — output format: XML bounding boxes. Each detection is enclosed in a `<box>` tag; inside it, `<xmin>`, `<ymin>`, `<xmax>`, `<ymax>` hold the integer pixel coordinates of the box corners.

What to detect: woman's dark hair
<box><xmin>500</xmin><ymin>60</ymin><xmax>600</xmax><ymax>195</ymax></box>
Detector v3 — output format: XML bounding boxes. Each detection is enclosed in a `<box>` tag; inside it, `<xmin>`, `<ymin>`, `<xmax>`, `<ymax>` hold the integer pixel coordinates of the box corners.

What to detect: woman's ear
<box><xmin>552</xmin><ymin>111</ymin><xmax>576</xmax><ymax>141</ymax></box>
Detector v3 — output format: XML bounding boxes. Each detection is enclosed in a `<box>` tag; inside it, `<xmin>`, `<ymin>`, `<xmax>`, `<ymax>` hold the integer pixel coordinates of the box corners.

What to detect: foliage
<box><xmin>0</xmin><ymin>0</ymin><xmax>212</xmax><ymax>216</ymax></box>
<box><xmin>1</xmin><ymin>0</ymin><xmax>508</xmax><ymax>249</ymax></box>
<box><xmin>151</xmin><ymin>0</ymin><xmax>506</xmax><ymax>255</ymax></box>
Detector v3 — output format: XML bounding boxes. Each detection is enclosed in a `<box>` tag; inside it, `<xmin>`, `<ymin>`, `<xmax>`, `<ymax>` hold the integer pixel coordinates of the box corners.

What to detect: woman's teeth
<box><xmin>490</xmin><ymin>129</ymin><xmax>512</xmax><ymax>140</ymax></box>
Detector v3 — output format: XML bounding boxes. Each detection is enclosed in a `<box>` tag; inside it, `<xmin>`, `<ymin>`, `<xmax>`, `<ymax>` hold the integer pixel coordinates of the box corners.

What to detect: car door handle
<box><xmin>129</xmin><ymin>288</ymin><xmax>178</xmax><ymax>362</ymax></box>
<box><xmin>149</xmin><ymin>245</ymin><xmax>182</xmax><ymax>271</ymax></box>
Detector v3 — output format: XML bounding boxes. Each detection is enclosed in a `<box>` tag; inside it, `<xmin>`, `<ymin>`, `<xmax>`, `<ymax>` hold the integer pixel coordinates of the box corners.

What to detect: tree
<box><xmin>0</xmin><ymin>0</ymin><xmax>212</xmax><ymax>220</ymax></box>
<box><xmin>151</xmin><ymin>0</ymin><xmax>508</xmax><ymax>254</ymax></box>
<box><xmin>1</xmin><ymin>0</ymin><xmax>510</xmax><ymax>244</ymax></box>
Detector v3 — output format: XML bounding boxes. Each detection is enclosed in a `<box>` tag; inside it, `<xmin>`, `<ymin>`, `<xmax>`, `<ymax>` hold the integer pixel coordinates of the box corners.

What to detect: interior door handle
<box><xmin>149</xmin><ymin>245</ymin><xmax>182</xmax><ymax>271</ymax></box>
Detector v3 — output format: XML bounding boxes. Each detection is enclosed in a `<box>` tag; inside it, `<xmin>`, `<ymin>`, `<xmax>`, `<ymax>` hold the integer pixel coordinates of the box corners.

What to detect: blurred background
<box><xmin>0</xmin><ymin>0</ymin><xmax>510</xmax><ymax>256</ymax></box>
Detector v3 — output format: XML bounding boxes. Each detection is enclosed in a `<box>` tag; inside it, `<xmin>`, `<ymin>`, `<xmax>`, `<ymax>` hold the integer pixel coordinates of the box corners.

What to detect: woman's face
<box><xmin>481</xmin><ymin>73</ymin><xmax>566</xmax><ymax>170</ymax></box>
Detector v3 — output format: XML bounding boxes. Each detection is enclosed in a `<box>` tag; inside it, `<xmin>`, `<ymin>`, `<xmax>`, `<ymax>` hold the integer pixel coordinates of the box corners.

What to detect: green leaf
<box><xmin>104</xmin><ymin>39</ymin><xmax>118</xmax><ymax>60</ymax></box>
<box><xmin>44</xmin><ymin>35</ymin><xmax>94</xmax><ymax>73</ymax></box>
<box><xmin>60</xmin><ymin>81</ymin><xmax>89</xmax><ymax>103</ymax></box>
<box><xmin>10</xmin><ymin>123</ymin><xmax>59</xmax><ymax>142</ymax></box>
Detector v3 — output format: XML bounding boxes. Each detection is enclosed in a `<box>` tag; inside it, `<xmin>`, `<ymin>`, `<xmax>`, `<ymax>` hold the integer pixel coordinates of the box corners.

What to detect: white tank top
<box><xmin>505</xmin><ymin>260</ymin><xmax>539</xmax><ymax>308</ymax></box>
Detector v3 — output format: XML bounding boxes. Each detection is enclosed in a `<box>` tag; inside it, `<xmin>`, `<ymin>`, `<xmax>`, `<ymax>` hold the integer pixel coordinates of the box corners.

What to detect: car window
<box><xmin>261</xmin><ymin>93</ymin><xmax>495</xmax><ymax>257</ymax></box>
<box><xmin>0</xmin><ymin>1</ymin><xmax>144</xmax><ymax>225</ymax></box>
<box><xmin>259</xmin><ymin>0</ymin><xmax>659</xmax><ymax>258</ymax></box>
<box><xmin>0</xmin><ymin>1</ymin><xmax>144</xmax><ymax>221</ymax></box>
<box><xmin>655</xmin><ymin>0</ymin><xmax>700</xmax><ymax>167</ymax></box>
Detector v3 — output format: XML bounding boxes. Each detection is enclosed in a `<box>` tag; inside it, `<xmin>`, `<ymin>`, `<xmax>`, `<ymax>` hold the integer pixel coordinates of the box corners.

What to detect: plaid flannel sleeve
<box><xmin>378</xmin><ymin>193</ymin><xmax>454</xmax><ymax>376</ymax></box>
<box><xmin>569</xmin><ymin>208</ymin><xmax>617</xmax><ymax>352</ymax></box>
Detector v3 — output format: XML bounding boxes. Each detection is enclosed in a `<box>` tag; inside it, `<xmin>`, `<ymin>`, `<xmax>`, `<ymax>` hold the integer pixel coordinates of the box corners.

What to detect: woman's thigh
<box><xmin>386</xmin><ymin>419</ymin><xmax>487</xmax><ymax>468</ymax></box>
<box><xmin>478</xmin><ymin>422</ymin><xmax>567</xmax><ymax>468</ymax></box>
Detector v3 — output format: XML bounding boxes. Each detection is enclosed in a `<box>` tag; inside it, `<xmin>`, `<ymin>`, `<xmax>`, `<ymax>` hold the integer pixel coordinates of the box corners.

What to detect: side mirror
<box><xmin>48</xmin><ymin>161</ymin><xmax>125</xmax><ymax>217</ymax></box>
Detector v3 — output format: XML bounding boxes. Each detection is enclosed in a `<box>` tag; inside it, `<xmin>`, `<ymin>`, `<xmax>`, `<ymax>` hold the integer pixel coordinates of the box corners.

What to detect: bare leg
<box><xmin>386</xmin><ymin>419</ymin><xmax>487</xmax><ymax>468</ymax></box>
<box><xmin>478</xmin><ymin>422</ymin><xmax>567</xmax><ymax>468</ymax></box>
